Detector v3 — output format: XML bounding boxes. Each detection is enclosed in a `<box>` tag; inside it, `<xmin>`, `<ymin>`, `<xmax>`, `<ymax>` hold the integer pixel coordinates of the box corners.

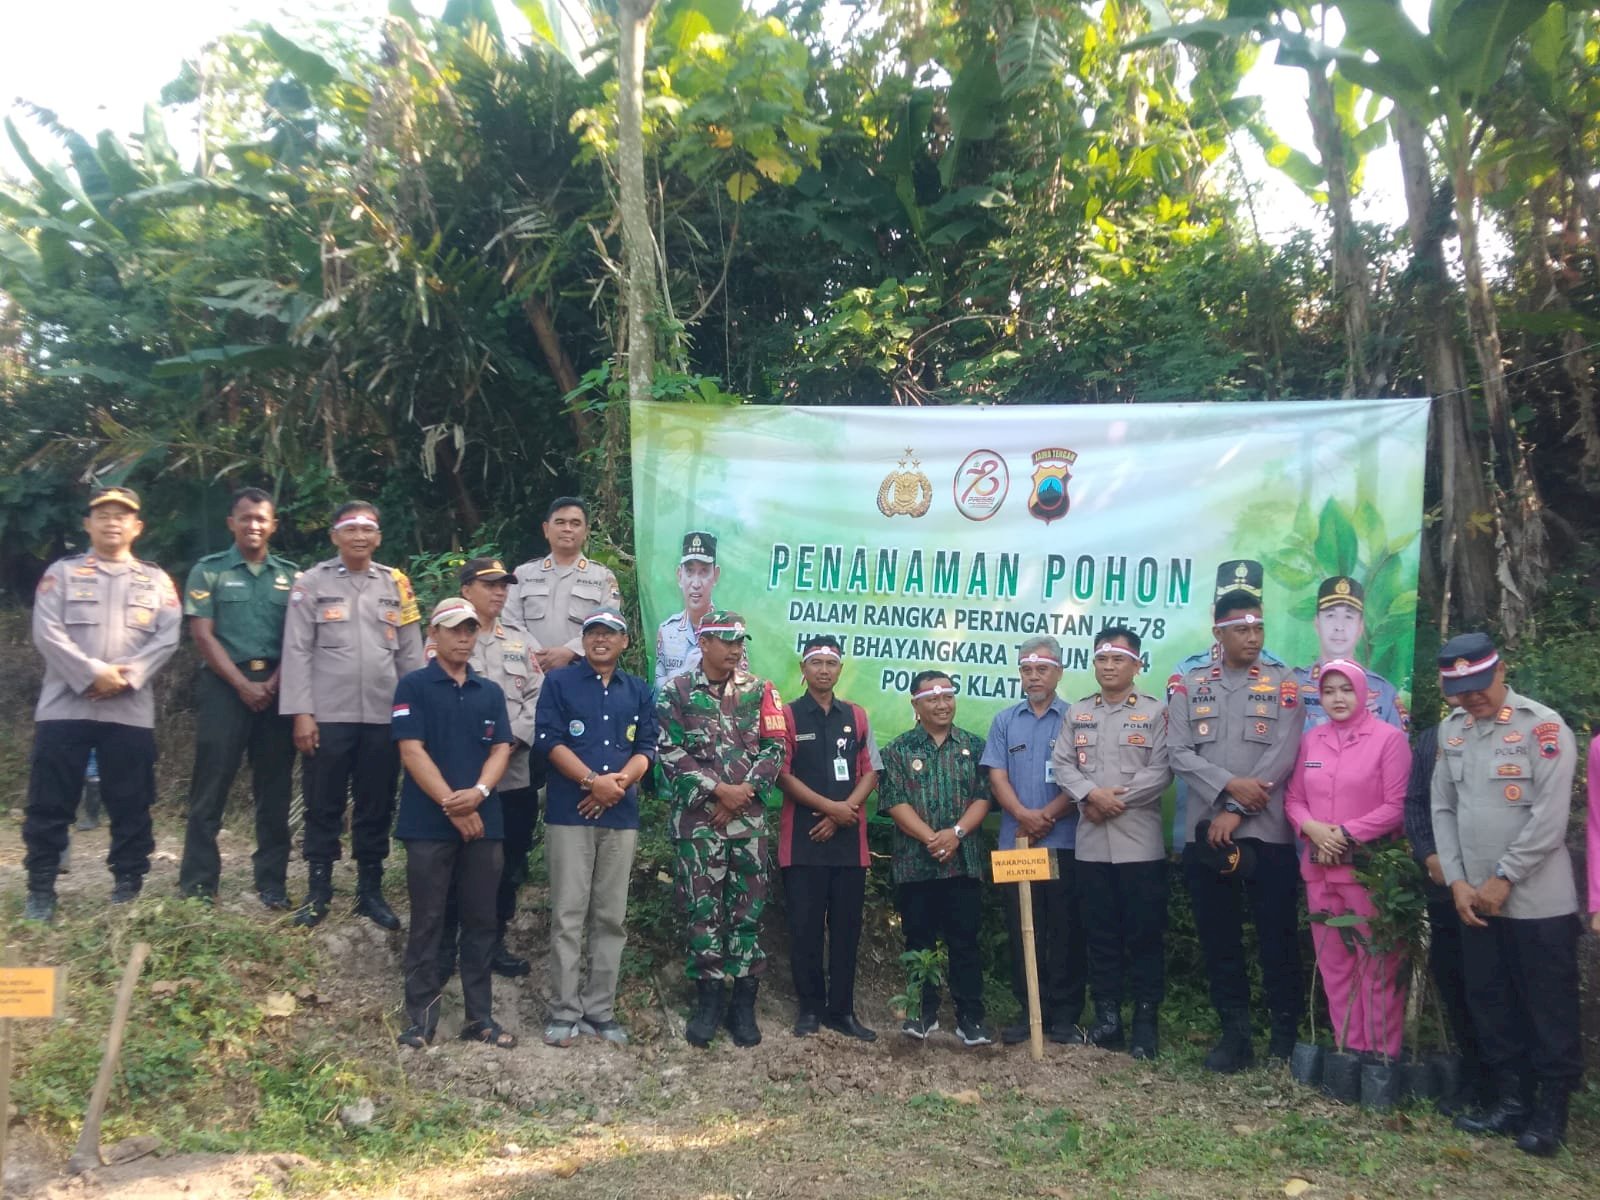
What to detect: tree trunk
<box><xmin>1393</xmin><ymin>108</ymin><xmax>1494</xmax><ymax>631</ymax></box>
<box><xmin>520</xmin><ymin>291</ymin><xmax>593</xmax><ymax>450</ymax></box>
<box><xmin>616</xmin><ymin>0</ymin><xmax>657</xmax><ymax>409</ymax></box>
<box><xmin>1444</xmin><ymin>117</ymin><xmax>1548</xmax><ymax>640</ymax></box>
<box><xmin>1307</xmin><ymin>66</ymin><xmax>1373</xmax><ymax>397</ymax></box>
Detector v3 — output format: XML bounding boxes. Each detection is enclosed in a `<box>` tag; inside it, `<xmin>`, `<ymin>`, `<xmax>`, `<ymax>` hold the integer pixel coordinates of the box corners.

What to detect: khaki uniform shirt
<box><xmin>32</xmin><ymin>553</ymin><xmax>182</xmax><ymax>728</ymax></box>
<box><xmin>1051</xmin><ymin>691</ymin><xmax>1171</xmax><ymax>864</ymax></box>
<box><xmin>469</xmin><ymin>621</ymin><xmax>544</xmax><ymax>791</ymax></box>
<box><xmin>1168</xmin><ymin>659</ymin><xmax>1306</xmax><ymax>845</ymax></box>
<box><xmin>1430</xmin><ymin>688</ymin><xmax>1578</xmax><ymax>919</ymax></box>
<box><xmin>278</xmin><ymin>557</ymin><xmax>425</xmax><ymax>723</ymax></box>
<box><xmin>510</xmin><ymin>554</ymin><xmax>621</xmax><ymax>655</ymax></box>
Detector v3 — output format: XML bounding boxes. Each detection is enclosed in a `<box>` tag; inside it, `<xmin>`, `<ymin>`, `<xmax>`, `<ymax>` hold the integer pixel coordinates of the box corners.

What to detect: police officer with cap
<box><xmin>177</xmin><ymin>487</ymin><xmax>300</xmax><ymax>907</ymax></box>
<box><xmin>655</xmin><ymin>530</ymin><xmax>720</xmax><ymax>689</ymax></box>
<box><xmin>510</xmin><ymin>497</ymin><xmax>622</xmax><ymax>674</ymax></box>
<box><xmin>1292</xmin><ymin>576</ymin><xmax>1408</xmax><ymax>731</ymax></box>
<box><xmin>280</xmin><ymin>501</ymin><xmax>426</xmax><ymax>928</ymax></box>
<box><xmin>1430</xmin><ymin>632</ymin><xmax>1582</xmax><ymax>1156</ymax></box>
<box><xmin>23</xmin><ymin>485</ymin><xmax>182</xmax><ymax>921</ymax></box>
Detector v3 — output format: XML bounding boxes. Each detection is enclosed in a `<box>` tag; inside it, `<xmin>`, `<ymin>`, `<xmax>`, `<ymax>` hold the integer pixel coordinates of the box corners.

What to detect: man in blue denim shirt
<box><xmin>981</xmin><ymin>635</ymin><xmax>1087</xmax><ymax>1044</ymax></box>
<box><xmin>534</xmin><ymin>607</ymin><xmax>657</xmax><ymax>1046</ymax></box>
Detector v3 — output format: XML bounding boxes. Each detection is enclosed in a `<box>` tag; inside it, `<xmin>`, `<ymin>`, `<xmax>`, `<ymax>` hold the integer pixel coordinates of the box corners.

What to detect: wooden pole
<box><xmin>68</xmin><ymin>941</ymin><xmax>149</xmax><ymax>1175</ymax></box>
<box><xmin>1015</xmin><ymin>835</ymin><xmax>1045</xmax><ymax>1062</ymax></box>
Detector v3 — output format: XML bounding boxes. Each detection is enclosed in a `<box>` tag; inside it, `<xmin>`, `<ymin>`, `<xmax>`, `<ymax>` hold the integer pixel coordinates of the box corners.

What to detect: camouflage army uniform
<box><xmin>656</xmin><ymin>667</ymin><xmax>788</xmax><ymax>979</ymax></box>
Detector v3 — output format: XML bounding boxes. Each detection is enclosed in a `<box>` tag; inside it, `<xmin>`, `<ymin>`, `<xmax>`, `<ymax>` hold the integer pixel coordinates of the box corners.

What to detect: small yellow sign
<box><xmin>0</xmin><ymin>967</ymin><xmax>63</xmax><ymax>1019</ymax></box>
<box><xmin>990</xmin><ymin>848</ymin><xmax>1054</xmax><ymax>884</ymax></box>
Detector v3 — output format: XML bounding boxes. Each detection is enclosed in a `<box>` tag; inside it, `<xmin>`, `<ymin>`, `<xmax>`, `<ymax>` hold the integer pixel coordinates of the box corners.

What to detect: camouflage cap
<box><xmin>697</xmin><ymin>608</ymin><xmax>752</xmax><ymax>642</ymax></box>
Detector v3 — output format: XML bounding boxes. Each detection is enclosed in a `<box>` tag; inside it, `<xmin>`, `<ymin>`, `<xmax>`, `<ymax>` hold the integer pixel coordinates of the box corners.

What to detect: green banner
<box><xmin>632</xmin><ymin>399</ymin><xmax>1428</xmax><ymax>742</ymax></box>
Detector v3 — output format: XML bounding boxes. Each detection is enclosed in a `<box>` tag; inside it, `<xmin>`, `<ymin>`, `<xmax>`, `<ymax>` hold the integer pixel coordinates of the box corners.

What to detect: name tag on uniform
<box><xmin>795</xmin><ymin>732</ymin><xmax>816</xmax><ymax>742</ymax></box>
<box><xmin>833</xmin><ymin>756</ymin><xmax>850</xmax><ymax>782</ymax></box>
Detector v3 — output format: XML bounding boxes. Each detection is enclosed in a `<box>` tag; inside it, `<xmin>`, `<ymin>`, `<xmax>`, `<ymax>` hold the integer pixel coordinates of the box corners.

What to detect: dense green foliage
<box><xmin>1</xmin><ymin>1</ymin><xmax>1596</xmax><ymax>693</ymax></box>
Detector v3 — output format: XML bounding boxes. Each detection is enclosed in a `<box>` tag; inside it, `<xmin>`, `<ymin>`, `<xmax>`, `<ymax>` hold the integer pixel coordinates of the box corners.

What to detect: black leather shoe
<box><xmin>1204</xmin><ymin>1009</ymin><xmax>1255</xmax><ymax>1074</ymax></box>
<box><xmin>1515</xmin><ymin>1085</ymin><xmax>1569</xmax><ymax>1157</ymax></box>
<box><xmin>110</xmin><ymin>875</ymin><xmax>142</xmax><ymax>904</ymax></box>
<box><xmin>1001</xmin><ymin>1021</ymin><xmax>1031</xmax><ymax>1045</ymax></box>
<box><xmin>294</xmin><ymin>862</ymin><xmax>334</xmax><ymax>928</ymax></box>
<box><xmin>1129</xmin><ymin>1002</ymin><xmax>1159</xmax><ymax>1060</ymax></box>
<box><xmin>1047</xmin><ymin>1022</ymin><xmax>1088</xmax><ymax>1045</ymax></box>
<box><xmin>1085</xmin><ymin>1004</ymin><xmax>1125</xmax><ymax>1050</ymax></box>
<box><xmin>1454</xmin><ymin>1092</ymin><xmax>1530</xmax><ymax>1137</ymax></box>
<box><xmin>821</xmin><ymin>1012</ymin><xmax>878</xmax><ymax>1042</ymax></box>
<box><xmin>259</xmin><ymin>888</ymin><xmax>291</xmax><ymax>911</ymax></box>
<box><xmin>793</xmin><ymin>1011</ymin><xmax>820</xmax><ymax>1037</ymax></box>
<box><xmin>490</xmin><ymin>945</ymin><xmax>531</xmax><ymax>977</ymax></box>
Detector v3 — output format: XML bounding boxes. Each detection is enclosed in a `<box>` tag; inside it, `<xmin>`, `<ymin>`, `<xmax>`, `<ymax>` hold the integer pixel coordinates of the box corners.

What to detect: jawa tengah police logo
<box><xmin>877</xmin><ymin>447</ymin><xmax>933</xmax><ymax>518</ymax></box>
<box><xmin>953</xmin><ymin>449</ymin><xmax>1009</xmax><ymax>521</ymax></box>
<box><xmin>1027</xmin><ymin>447</ymin><xmax>1078</xmax><ymax>524</ymax></box>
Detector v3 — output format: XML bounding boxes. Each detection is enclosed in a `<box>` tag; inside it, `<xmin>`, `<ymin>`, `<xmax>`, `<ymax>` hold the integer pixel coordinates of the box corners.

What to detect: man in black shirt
<box><xmin>775</xmin><ymin>636</ymin><xmax>881</xmax><ymax>1040</ymax></box>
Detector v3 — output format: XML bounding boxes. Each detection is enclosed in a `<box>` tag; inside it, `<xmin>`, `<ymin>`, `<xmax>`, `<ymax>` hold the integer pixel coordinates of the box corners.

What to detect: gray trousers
<box><xmin>546</xmin><ymin>823</ymin><xmax>638</xmax><ymax>1023</ymax></box>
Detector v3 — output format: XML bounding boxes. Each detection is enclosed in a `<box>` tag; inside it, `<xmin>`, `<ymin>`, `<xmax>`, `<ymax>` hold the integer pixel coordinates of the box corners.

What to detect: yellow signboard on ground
<box><xmin>0</xmin><ymin>968</ymin><xmax>63</xmax><ymax>1018</ymax></box>
<box><xmin>990</xmin><ymin>848</ymin><xmax>1054</xmax><ymax>884</ymax></box>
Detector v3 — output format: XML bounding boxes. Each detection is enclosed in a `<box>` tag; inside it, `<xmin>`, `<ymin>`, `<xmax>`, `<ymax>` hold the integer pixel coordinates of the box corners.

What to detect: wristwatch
<box><xmin>475</xmin><ymin>783</ymin><xmax>491</xmax><ymax>799</ymax></box>
<box><xmin>580</xmin><ymin>771</ymin><xmax>597</xmax><ymax>792</ymax></box>
<box><xmin>952</xmin><ymin>825</ymin><xmax>967</xmax><ymax>841</ymax></box>
<box><xmin>1493</xmin><ymin>862</ymin><xmax>1511</xmax><ymax>880</ymax></box>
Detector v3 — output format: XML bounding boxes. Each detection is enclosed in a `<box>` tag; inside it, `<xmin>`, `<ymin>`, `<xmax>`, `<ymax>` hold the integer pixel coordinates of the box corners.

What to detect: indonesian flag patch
<box><xmin>392</xmin><ymin>703</ymin><xmax>412</xmax><ymax>719</ymax></box>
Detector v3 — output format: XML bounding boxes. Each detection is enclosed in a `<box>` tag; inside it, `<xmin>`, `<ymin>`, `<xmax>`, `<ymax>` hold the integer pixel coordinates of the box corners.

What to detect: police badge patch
<box><xmin>1026</xmin><ymin>447</ymin><xmax>1078</xmax><ymax>524</ymax></box>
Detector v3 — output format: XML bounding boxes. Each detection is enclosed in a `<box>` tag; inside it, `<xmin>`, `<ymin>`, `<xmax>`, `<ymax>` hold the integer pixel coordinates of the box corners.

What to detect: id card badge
<box><xmin>833</xmin><ymin>756</ymin><xmax>851</xmax><ymax>782</ymax></box>
<box><xmin>1044</xmin><ymin>759</ymin><xmax>1055</xmax><ymax>784</ymax></box>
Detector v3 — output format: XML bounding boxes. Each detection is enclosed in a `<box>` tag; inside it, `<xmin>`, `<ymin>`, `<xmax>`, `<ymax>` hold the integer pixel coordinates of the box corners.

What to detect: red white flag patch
<box><xmin>392</xmin><ymin>704</ymin><xmax>412</xmax><ymax>719</ymax></box>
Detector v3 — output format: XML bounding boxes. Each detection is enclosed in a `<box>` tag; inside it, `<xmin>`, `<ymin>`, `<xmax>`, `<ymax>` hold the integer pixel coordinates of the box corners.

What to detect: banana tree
<box><xmin>1332</xmin><ymin>0</ymin><xmax>1575</xmax><ymax>638</ymax></box>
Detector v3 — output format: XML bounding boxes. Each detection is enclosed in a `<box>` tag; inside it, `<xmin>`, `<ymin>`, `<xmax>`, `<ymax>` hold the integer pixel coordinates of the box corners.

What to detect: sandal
<box><xmin>396</xmin><ymin>1024</ymin><xmax>434</xmax><ymax>1049</ymax></box>
<box><xmin>460</xmin><ymin>1020</ymin><xmax>517</xmax><ymax>1049</ymax></box>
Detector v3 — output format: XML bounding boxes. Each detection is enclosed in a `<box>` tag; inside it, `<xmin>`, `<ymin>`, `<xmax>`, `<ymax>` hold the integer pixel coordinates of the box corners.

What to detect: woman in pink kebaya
<box><xmin>1284</xmin><ymin>659</ymin><xmax>1413</xmax><ymax>1058</ymax></box>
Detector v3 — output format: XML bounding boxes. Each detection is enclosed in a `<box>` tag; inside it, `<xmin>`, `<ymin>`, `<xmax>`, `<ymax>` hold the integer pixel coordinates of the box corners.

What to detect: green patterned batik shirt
<box><xmin>656</xmin><ymin>668</ymin><xmax>788</xmax><ymax>840</ymax></box>
<box><xmin>877</xmin><ymin>724</ymin><xmax>991</xmax><ymax>885</ymax></box>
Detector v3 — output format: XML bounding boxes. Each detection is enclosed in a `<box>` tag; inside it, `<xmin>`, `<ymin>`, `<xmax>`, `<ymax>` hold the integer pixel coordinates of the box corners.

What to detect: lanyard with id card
<box><xmin>834</xmin><ymin>736</ymin><xmax>851</xmax><ymax>782</ymax></box>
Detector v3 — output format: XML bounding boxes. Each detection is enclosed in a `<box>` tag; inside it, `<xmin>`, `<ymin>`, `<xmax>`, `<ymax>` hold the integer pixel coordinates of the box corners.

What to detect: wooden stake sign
<box><xmin>990</xmin><ymin>836</ymin><xmax>1056</xmax><ymax>1061</ymax></box>
<box><xmin>0</xmin><ymin>965</ymin><xmax>64</xmax><ymax>1184</ymax></box>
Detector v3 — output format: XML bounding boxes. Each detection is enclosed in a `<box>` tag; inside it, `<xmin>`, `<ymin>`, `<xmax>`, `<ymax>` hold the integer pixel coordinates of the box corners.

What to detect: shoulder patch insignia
<box><xmin>37</xmin><ymin>573</ymin><xmax>57</xmax><ymax>595</ymax></box>
<box><xmin>1446</xmin><ymin>736</ymin><xmax>1465</xmax><ymax>747</ymax></box>
<box><xmin>1280</xmin><ymin>680</ymin><xmax>1299</xmax><ymax>708</ymax></box>
<box><xmin>391</xmin><ymin>569</ymin><xmax>420</xmax><ymax>625</ymax></box>
<box><xmin>190</xmin><ymin>589</ymin><xmax>210</xmax><ymax>601</ymax></box>
<box><xmin>1533</xmin><ymin>721</ymin><xmax>1561</xmax><ymax>759</ymax></box>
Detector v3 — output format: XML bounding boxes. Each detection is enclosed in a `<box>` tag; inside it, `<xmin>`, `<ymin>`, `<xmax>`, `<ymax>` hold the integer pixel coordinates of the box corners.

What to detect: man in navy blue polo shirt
<box><xmin>981</xmin><ymin>634</ymin><xmax>1087</xmax><ymax>1044</ymax></box>
<box><xmin>391</xmin><ymin>597</ymin><xmax>516</xmax><ymax>1049</ymax></box>
<box><xmin>534</xmin><ymin>606</ymin><xmax>657</xmax><ymax>1047</ymax></box>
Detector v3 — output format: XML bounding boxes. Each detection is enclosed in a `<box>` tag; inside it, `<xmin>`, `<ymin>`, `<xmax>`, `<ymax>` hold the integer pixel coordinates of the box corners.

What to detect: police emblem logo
<box><xmin>1533</xmin><ymin>721</ymin><xmax>1561</xmax><ymax>759</ymax></box>
<box><xmin>1504</xmin><ymin>784</ymin><xmax>1524</xmax><ymax>802</ymax></box>
<box><xmin>1026</xmin><ymin>447</ymin><xmax>1078</xmax><ymax>524</ymax></box>
<box><xmin>1335</xmin><ymin>578</ymin><xmax>1351</xmax><ymax>596</ymax></box>
<box><xmin>910</xmin><ymin>758</ymin><xmax>924</xmax><ymax>772</ymax></box>
<box><xmin>953</xmin><ymin>449</ymin><xmax>1009</xmax><ymax>521</ymax></box>
<box><xmin>1254</xmin><ymin>721</ymin><xmax>1268</xmax><ymax>735</ymax></box>
<box><xmin>1196</xmin><ymin>721</ymin><xmax>1211</xmax><ymax>736</ymax></box>
<box><xmin>876</xmin><ymin>448</ymin><xmax>933</xmax><ymax>518</ymax></box>
<box><xmin>569</xmin><ymin>720</ymin><xmax>586</xmax><ymax>737</ymax></box>
<box><xmin>1126</xmin><ymin>733</ymin><xmax>1147</xmax><ymax>746</ymax></box>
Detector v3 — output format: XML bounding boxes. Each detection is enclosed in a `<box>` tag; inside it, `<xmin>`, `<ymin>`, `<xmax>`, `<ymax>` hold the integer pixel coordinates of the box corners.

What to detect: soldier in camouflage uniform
<box><xmin>656</xmin><ymin>608</ymin><xmax>788</xmax><ymax>1048</ymax></box>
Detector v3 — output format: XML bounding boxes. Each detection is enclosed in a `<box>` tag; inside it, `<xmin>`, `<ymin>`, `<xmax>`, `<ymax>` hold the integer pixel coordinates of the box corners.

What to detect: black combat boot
<box><xmin>353</xmin><ymin>861</ymin><xmax>401</xmax><ymax>931</ymax></box>
<box><xmin>1204</xmin><ymin>1009</ymin><xmax>1255</xmax><ymax>1074</ymax></box>
<box><xmin>24</xmin><ymin>887</ymin><xmax>57</xmax><ymax>922</ymax></box>
<box><xmin>1085</xmin><ymin>1003</ymin><xmax>1125</xmax><ymax>1051</ymax></box>
<box><xmin>294</xmin><ymin>861</ymin><xmax>334</xmax><ymax>928</ymax></box>
<box><xmin>110</xmin><ymin>873</ymin><xmax>143</xmax><ymax>904</ymax></box>
<box><xmin>490</xmin><ymin>922</ymin><xmax>531</xmax><ymax>977</ymax></box>
<box><xmin>1453</xmin><ymin>1072</ymin><xmax>1531</xmax><ymax>1137</ymax></box>
<box><xmin>1267</xmin><ymin>1012</ymin><xmax>1299</xmax><ymax>1062</ymax></box>
<box><xmin>1129</xmin><ymin>1002</ymin><xmax>1160</xmax><ymax>1060</ymax></box>
<box><xmin>685</xmin><ymin>978</ymin><xmax>727</xmax><ymax>1048</ymax></box>
<box><xmin>726</xmin><ymin>977</ymin><xmax>763</xmax><ymax>1048</ymax></box>
<box><xmin>1515</xmin><ymin>1082</ymin><xmax>1571</xmax><ymax>1157</ymax></box>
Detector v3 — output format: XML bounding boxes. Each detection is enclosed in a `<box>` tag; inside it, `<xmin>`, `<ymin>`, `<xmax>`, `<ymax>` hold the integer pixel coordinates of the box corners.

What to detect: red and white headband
<box><xmin>333</xmin><ymin>514</ymin><xmax>380</xmax><ymax>531</ymax></box>
<box><xmin>1018</xmin><ymin>652</ymin><xmax>1061</xmax><ymax>667</ymax></box>
<box><xmin>912</xmin><ymin>683</ymin><xmax>957</xmax><ymax>701</ymax></box>
<box><xmin>1094</xmin><ymin>645</ymin><xmax>1141</xmax><ymax>662</ymax></box>
<box><xmin>802</xmin><ymin>645</ymin><xmax>843</xmax><ymax>664</ymax></box>
<box><xmin>1213</xmin><ymin>613</ymin><xmax>1264</xmax><ymax>630</ymax></box>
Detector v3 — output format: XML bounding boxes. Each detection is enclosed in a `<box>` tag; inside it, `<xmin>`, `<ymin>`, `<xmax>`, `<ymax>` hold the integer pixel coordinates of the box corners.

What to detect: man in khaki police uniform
<box><xmin>1051</xmin><ymin>625</ymin><xmax>1171</xmax><ymax>1059</ymax></box>
<box><xmin>280</xmin><ymin>500</ymin><xmax>426</xmax><ymax>928</ymax></box>
<box><xmin>1430</xmin><ymin>632</ymin><xmax>1582</xmax><ymax>1156</ymax></box>
<box><xmin>23</xmin><ymin>486</ymin><xmax>182</xmax><ymax>921</ymax></box>
<box><xmin>510</xmin><ymin>497</ymin><xmax>621</xmax><ymax>673</ymax></box>
<box><xmin>177</xmin><ymin>487</ymin><xmax>300</xmax><ymax>908</ymax></box>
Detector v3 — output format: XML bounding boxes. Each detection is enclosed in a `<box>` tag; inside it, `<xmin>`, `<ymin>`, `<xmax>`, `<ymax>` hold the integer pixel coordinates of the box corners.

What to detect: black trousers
<box><xmin>1184</xmin><ymin>839</ymin><xmax>1303</xmax><ymax>1024</ymax></box>
<box><xmin>1460</xmin><ymin>912</ymin><xmax>1582</xmax><ymax>1087</ymax></box>
<box><xmin>897</xmin><ymin>876</ymin><xmax>985</xmax><ymax>1023</ymax></box>
<box><xmin>403</xmin><ymin>837</ymin><xmax>503</xmax><ymax>1032</ymax></box>
<box><xmin>300</xmin><ymin>722</ymin><xmax>399</xmax><ymax>865</ymax></box>
<box><xmin>178</xmin><ymin>666</ymin><xmax>296</xmax><ymax>896</ymax></box>
<box><xmin>783</xmin><ymin>865</ymin><xmax>868</xmax><ymax>1018</ymax></box>
<box><xmin>1004</xmin><ymin>850</ymin><xmax>1087</xmax><ymax>1026</ymax></box>
<box><xmin>24</xmin><ymin>720</ymin><xmax>157</xmax><ymax>889</ymax></box>
<box><xmin>442</xmin><ymin>785</ymin><xmax>540</xmax><ymax>947</ymax></box>
<box><xmin>1425</xmin><ymin>891</ymin><xmax>1483</xmax><ymax>1083</ymax></box>
<box><xmin>1078</xmin><ymin>858</ymin><xmax>1167</xmax><ymax>1009</ymax></box>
